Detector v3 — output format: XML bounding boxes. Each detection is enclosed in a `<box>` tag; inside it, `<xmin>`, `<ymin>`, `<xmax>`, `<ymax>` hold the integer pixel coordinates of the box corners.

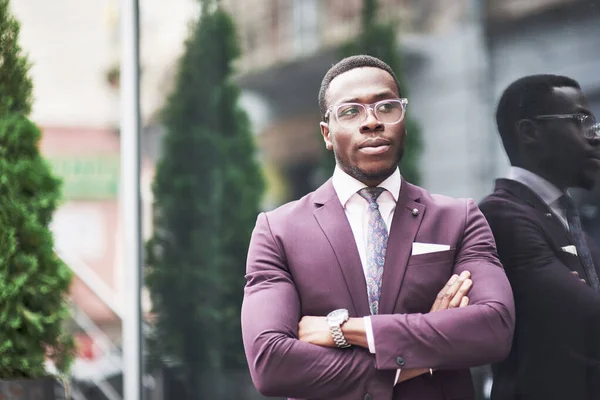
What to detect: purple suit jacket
<box><xmin>241</xmin><ymin>179</ymin><xmax>515</xmax><ymax>400</ymax></box>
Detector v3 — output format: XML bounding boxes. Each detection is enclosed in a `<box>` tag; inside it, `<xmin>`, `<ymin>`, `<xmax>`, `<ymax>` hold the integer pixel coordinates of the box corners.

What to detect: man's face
<box><xmin>320</xmin><ymin>67</ymin><xmax>406</xmax><ymax>186</ymax></box>
<box><xmin>534</xmin><ymin>87</ymin><xmax>600</xmax><ymax>190</ymax></box>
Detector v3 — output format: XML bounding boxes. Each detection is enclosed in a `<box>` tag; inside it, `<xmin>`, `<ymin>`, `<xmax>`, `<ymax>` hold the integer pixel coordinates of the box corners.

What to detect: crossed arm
<box><xmin>298</xmin><ymin>271</ymin><xmax>473</xmax><ymax>383</ymax></box>
<box><xmin>242</xmin><ymin>202</ymin><xmax>515</xmax><ymax>398</ymax></box>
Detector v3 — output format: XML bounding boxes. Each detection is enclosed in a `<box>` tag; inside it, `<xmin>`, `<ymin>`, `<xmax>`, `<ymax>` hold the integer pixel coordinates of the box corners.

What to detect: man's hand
<box><xmin>299</xmin><ymin>271</ymin><xmax>474</xmax><ymax>348</ymax></box>
<box><xmin>298</xmin><ymin>316</ymin><xmax>335</xmax><ymax>347</ymax></box>
<box><xmin>572</xmin><ymin>271</ymin><xmax>586</xmax><ymax>284</ymax></box>
<box><xmin>430</xmin><ymin>271</ymin><xmax>472</xmax><ymax>312</ymax></box>
<box><xmin>398</xmin><ymin>271</ymin><xmax>473</xmax><ymax>384</ymax></box>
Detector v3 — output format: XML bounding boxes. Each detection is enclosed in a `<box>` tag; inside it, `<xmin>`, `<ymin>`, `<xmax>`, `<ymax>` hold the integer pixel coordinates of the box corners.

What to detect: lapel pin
<box><xmin>412</xmin><ymin>208</ymin><xmax>419</xmax><ymax>216</ymax></box>
<box><xmin>545</xmin><ymin>213</ymin><xmax>552</xmax><ymax>218</ymax></box>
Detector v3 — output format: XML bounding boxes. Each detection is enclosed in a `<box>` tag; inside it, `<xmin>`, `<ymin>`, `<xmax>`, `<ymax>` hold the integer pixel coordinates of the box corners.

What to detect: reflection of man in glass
<box><xmin>480</xmin><ymin>75</ymin><xmax>600</xmax><ymax>400</ymax></box>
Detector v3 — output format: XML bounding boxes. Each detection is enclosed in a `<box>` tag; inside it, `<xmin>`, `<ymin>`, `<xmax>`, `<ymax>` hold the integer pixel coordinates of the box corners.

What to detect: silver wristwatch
<box><xmin>327</xmin><ymin>309</ymin><xmax>351</xmax><ymax>348</ymax></box>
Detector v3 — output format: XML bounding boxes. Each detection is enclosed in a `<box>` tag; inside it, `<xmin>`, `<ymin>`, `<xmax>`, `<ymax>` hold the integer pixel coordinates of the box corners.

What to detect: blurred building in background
<box><xmin>10</xmin><ymin>0</ymin><xmax>600</xmax><ymax>398</ymax></box>
<box><xmin>224</xmin><ymin>0</ymin><xmax>600</xmax><ymax>204</ymax></box>
<box><xmin>226</xmin><ymin>0</ymin><xmax>488</xmax><ymax>202</ymax></box>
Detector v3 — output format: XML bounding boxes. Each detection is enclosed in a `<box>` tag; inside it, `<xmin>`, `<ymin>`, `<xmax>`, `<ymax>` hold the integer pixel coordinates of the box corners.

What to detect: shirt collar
<box><xmin>332</xmin><ymin>165</ymin><xmax>401</xmax><ymax>207</ymax></box>
<box><xmin>508</xmin><ymin>166</ymin><xmax>565</xmax><ymax>207</ymax></box>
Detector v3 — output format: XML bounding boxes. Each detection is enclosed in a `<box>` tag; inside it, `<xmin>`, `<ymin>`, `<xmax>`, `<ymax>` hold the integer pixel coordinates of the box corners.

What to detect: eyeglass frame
<box><xmin>324</xmin><ymin>98</ymin><xmax>409</xmax><ymax>127</ymax></box>
<box><xmin>531</xmin><ymin>113</ymin><xmax>600</xmax><ymax>140</ymax></box>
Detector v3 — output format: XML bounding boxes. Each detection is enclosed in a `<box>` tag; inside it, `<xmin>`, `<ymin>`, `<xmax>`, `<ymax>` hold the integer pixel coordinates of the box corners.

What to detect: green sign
<box><xmin>46</xmin><ymin>155</ymin><xmax>120</xmax><ymax>200</ymax></box>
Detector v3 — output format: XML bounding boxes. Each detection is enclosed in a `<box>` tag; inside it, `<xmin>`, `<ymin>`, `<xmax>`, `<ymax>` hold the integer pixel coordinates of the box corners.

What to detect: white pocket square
<box><xmin>412</xmin><ymin>242</ymin><xmax>451</xmax><ymax>256</ymax></box>
<box><xmin>561</xmin><ymin>245</ymin><xmax>578</xmax><ymax>256</ymax></box>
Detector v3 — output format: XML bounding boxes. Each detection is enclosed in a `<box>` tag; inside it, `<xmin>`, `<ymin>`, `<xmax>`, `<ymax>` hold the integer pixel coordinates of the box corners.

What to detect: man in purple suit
<box><xmin>241</xmin><ymin>55</ymin><xmax>515</xmax><ymax>400</ymax></box>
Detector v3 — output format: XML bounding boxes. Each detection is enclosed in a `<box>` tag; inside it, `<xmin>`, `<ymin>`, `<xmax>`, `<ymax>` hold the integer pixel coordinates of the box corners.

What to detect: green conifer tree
<box><xmin>145</xmin><ymin>0</ymin><xmax>264</xmax><ymax>397</ymax></box>
<box><xmin>0</xmin><ymin>0</ymin><xmax>74</xmax><ymax>378</ymax></box>
<box><xmin>0</xmin><ymin>0</ymin><xmax>32</xmax><ymax>117</ymax></box>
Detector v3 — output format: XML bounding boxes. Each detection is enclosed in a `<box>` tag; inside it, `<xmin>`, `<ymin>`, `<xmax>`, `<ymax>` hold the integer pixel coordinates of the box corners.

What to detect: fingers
<box><xmin>439</xmin><ymin>271</ymin><xmax>471</xmax><ymax>310</ymax></box>
<box><xmin>571</xmin><ymin>271</ymin><xmax>586</xmax><ymax>284</ymax></box>
<box><xmin>431</xmin><ymin>274</ymin><xmax>459</xmax><ymax>312</ymax></box>
<box><xmin>431</xmin><ymin>271</ymin><xmax>472</xmax><ymax>312</ymax></box>
<box><xmin>459</xmin><ymin>296</ymin><xmax>469</xmax><ymax>308</ymax></box>
<box><xmin>449</xmin><ymin>277</ymin><xmax>473</xmax><ymax>309</ymax></box>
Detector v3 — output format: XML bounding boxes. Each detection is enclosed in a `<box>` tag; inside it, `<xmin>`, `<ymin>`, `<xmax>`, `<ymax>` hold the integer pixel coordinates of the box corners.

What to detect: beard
<box><xmin>347</xmin><ymin>164</ymin><xmax>398</xmax><ymax>184</ymax></box>
<box><xmin>336</xmin><ymin>147</ymin><xmax>404</xmax><ymax>185</ymax></box>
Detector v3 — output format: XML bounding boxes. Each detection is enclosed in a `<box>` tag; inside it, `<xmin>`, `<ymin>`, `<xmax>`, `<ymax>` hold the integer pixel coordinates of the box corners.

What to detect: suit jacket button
<box><xmin>364</xmin><ymin>394</ymin><xmax>373</xmax><ymax>400</ymax></box>
<box><xmin>396</xmin><ymin>356</ymin><xmax>405</xmax><ymax>366</ymax></box>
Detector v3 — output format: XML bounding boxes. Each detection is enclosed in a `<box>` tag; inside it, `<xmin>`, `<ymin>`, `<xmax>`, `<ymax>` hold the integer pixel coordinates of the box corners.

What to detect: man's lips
<box><xmin>359</xmin><ymin>145</ymin><xmax>390</xmax><ymax>155</ymax></box>
<box><xmin>359</xmin><ymin>138</ymin><xmax>390</xmax><ymax>149</ymax></box>
<box><xmin>358</xmin><ymin>138</ymin><xmax>391</xmax><ymax>155</ymax></box>
<box><xmin>584</xmin><ymin>155</ymin><xmax>600</xmax><ymax>172</ymax></box>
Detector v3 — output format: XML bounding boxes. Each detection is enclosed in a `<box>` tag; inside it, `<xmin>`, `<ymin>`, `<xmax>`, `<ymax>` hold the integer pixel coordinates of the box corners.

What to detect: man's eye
<box><xmin>377</xmin><ymin>102</ymin><xmax>399</xmax><ymax>113</ymax></box>
<box><xmin>339</xmin><ymin>107</ymin><xmax>360</xmax><ymax>117</ymax></box>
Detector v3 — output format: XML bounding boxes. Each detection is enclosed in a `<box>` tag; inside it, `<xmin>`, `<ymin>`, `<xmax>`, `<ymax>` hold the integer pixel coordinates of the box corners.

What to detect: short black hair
<box><xmin>496</xmin><ymin>74</ymin><xmax>581</xmax><ymax>164</ymax></box>
<box><xmin>318</xmin><ymin>55</ymin><xmax>402</xmax><ymax>120</ymax></box>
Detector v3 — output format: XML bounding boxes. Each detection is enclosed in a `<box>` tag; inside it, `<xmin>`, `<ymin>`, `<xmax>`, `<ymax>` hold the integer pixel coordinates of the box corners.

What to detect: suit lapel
<box><xmin>312</xmin><ymin>181</ymin><xmax>371</xmax><ymax>317</ymax></box>
<box><xmin>379</xmin><ymin>180</ymin><xmax>425</xmax><ymax>315</ymax></box>
<box><xmin>535</xmin><ymin>208</ymin><xmax>573</xmax><ymax>244</ymax></box>
<box><xmin>496</xmin><ymin>179</ymin><xmax>600</xmax><ymax>286</ymax></box>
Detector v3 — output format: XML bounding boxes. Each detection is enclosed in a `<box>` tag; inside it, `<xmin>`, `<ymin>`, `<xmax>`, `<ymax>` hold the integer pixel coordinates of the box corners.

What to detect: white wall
<box><xmin>11</xmin><ymin>0</ymin><xmax>198</xmax><ymax>128</ymax></box>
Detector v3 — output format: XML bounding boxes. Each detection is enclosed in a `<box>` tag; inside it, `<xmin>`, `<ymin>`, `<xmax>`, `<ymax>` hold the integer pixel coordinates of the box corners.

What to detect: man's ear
<box><xmin>517</xmin><ymin>119</ymin><xmax>541</xmax><ymax>147</ymax></box>
<box><xmin>320</xmin><ymin>122</ymin><xmax>333</xmax><ymax>150</ymax></box>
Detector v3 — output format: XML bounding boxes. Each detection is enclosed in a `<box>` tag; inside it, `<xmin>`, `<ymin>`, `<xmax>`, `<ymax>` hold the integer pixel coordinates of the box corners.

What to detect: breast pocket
<box><xmin>555</xmin><ymin>247</ymin><xmax>587</xmax><ymax>281</ymax></box>
<box><xmin>408</xmin><ymin>249</ymin><xmax>457</xmax><ymax>266</ymax></box>
<box><xmin>401</xmin><ymin>249</ymin><xmax>457</xmax><ymax>313</ymax></box>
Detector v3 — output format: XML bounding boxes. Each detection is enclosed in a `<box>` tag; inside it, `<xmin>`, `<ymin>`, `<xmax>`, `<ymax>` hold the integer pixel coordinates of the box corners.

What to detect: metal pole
<box><xmin>120</xmin><ymin>0</ymin><xmax>142</xmax><ymax>399</ymax></box>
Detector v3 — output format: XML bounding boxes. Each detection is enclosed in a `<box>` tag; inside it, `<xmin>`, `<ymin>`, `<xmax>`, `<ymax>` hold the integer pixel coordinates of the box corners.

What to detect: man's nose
<box><xmin>360</xmin><ymin>108</ymin><xmax>383</xmax><ymax>132</ymax></box>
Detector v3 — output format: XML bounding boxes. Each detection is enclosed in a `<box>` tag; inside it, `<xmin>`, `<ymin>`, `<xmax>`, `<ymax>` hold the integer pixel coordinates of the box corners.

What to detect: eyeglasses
<box><xmin>532</xmin><ymin>113</ymin><xmax>600</xmax><ymax>140</ymax></box>
<box><xmin>324</xmin><ymin>98</ymin><xmax>408</xmax><ymax>129</ymax></box>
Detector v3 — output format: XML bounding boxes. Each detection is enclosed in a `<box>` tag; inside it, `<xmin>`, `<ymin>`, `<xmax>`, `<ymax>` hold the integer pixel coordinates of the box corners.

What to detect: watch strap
<box><xmin>330</xmin><ymin>324</ymin><xmax>351</xmax><ymax>348</ymax></box>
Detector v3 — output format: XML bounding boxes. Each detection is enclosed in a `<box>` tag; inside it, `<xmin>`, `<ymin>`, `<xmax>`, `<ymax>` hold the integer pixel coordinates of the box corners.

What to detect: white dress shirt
<box><xmin>332</xmin><ymin>165</ymin><xmax>402</xmax><ymax>383</ymax></box>
<box><xmin>332</xmin><ymin>166</ymin><xmax>401</xmax><ymax>278</ymax></box>
<box><xmin>508</xmin><ymin>167</ymin><xmax>569</xmax><ymax>230</ymax></box>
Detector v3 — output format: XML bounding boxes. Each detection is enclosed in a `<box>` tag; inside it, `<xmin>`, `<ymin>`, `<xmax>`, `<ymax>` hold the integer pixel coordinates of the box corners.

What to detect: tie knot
<box><xmin>358</xmin><ymin>187</ymin><xmax>385</xmax><ymax>206</ymax></box>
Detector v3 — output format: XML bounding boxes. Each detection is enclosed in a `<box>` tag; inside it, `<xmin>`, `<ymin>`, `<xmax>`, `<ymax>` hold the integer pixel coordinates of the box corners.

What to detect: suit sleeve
<box><xmin>241</xmin><ymin>213</ymin><xmax>394</xmax><ymax>399</ymax></box>
<box><xmin>369</xmin><ymin>199</ymin><xmax>516</xmax><ymax>371</ymax></box>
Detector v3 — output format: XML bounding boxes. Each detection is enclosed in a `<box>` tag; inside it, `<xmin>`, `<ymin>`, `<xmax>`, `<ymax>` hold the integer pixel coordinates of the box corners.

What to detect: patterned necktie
<box><xmin>358</xmin><ymin>187</ymin><xmax>389</xmax><ymax>315</ymax></box>
<box><xmin>559</xmin><ymin>195</ymin><xmax>600</xmax><ymax>291</ymax></box>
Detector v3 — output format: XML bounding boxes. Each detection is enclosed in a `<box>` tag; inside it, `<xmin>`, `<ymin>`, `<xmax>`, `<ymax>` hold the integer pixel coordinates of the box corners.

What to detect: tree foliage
<box><xmin>0</xmin><ymin>2</ymin><xmax>74</xmax><ymax>376</ymax></box>
<box><xmin>146</xmin><ymin>0</ymin><xmax>264</xmax><ymax>396</ymax></box>
<box><xmin>0</xmin><ymin>0</ymin><xmax>32</xmax><ymax>116</ymax></box>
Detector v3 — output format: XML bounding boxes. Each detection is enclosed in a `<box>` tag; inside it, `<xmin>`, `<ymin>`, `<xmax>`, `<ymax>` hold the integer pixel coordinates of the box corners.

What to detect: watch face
<box><xmin>327</xmin><ymin>309</ymin><xmax>349</xmax><ymax>326</ymax></box>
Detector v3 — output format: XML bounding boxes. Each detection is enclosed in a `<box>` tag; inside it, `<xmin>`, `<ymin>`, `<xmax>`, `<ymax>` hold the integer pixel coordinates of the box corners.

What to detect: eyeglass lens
<box><xmin>335</xmin><ymin>100</ymin><xmax>404</xmax><ymax>127</ymax></box>
<box><xmin>587</xmin><ymin>122</ymin><xmax>600</xmax><ymax>139</ymax></box>
<box><xmin>583</xmin><ymin>115</ymin><xmax>599</xmax><ymax>139</ymax></box>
